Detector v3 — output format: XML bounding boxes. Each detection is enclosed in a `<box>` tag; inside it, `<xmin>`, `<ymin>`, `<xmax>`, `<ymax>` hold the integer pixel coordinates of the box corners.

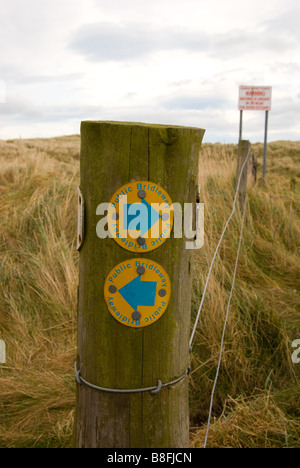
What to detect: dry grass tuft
<box><xmin>0</xmin><ymin>137</ymin><xmax>79</xmax><ymax>447</ymax></box>
<box><xmin>191</xmin><ymin>390</ymin><xmax>300</xmax><ymax>448</ymax></box>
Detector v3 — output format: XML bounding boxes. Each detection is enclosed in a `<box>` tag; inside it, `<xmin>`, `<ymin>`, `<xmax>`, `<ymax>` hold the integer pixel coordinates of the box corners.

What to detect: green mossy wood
<box><xmin>74</xmin><ymin>121</ymin><xmax>205</xmax><ymax>448</ymax></box>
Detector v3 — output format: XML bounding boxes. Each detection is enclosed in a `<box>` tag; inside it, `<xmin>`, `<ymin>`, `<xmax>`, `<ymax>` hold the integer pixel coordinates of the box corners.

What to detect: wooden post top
<box><xmin>81</xmin><ymin>120</ymin><xmax>204</xmax><ymax>131</ymax></box>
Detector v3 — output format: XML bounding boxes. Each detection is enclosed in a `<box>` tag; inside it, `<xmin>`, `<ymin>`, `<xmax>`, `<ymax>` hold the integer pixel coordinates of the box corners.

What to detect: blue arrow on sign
<box><xmin>118</xmin><ymin>275</ymin><xmax>157</xmax><ymax>311</ymax></box>
<box><xmin>123</xmin><ymin>199</ymin><xmax>161</xmax><ymax>236</ymax></box>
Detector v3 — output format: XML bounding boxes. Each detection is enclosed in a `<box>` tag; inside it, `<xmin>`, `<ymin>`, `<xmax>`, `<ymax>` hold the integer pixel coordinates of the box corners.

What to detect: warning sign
<box><xmin>239</xmin><ymin>86</ymin><xmax>272</xmax><ymax>111</ymax></box>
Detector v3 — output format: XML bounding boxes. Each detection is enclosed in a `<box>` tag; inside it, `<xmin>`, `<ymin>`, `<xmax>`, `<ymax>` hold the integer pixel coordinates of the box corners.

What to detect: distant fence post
<box><xmin>236</xmin><ymin>140</ymin><xmax>251</xmax><ymax>210</ymax></box>
<box><xmin>74</xmin><ymin>121</ymin><xmax>205</xmax><ymax>448</ymax></box>
<box><xmin>251</xmin><ymin>153</ymin><xmax>257</xmax><ymax>185</ymax></box>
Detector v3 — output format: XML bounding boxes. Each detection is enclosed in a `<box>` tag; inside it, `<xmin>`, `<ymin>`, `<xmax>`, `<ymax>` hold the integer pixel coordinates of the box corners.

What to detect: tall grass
<box><xmin>190</xmin><ymin>141</ymin><xmax>300</xmax><ymax>447</ymax></box>
<box><xmin>0</xmin><ymin>136</ymin><xmax>299</xmax><ymax>447</ymax></box>
<box><xmin>0</xmin><ymin>137</ymin><xmax>79</xmax><ymax>447</ymax></box>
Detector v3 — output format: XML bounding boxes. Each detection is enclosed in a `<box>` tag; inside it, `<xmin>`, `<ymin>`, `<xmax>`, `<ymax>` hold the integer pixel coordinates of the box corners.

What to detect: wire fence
<box><xmin>188</xmin><ymin>147</ymin><xmax>251</xmax><ymax>448</ymax></box>
<box><xmin>189</xmin><ymin>148</ymin><xmax>251</xmax><ymax>350</ymax></box>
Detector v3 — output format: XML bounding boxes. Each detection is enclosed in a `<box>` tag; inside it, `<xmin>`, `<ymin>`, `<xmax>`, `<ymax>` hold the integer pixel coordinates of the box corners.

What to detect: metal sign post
<box><xmin>238</xmin><ymin>86</ymin><xmax>272</xmax><ymax>183</ymax></box>
<box><xmin>239</xmin><ymin>109</ymin><xmax>243</xmax><ymax>143</ymax></box>
<box><xmin>263</xmin><ymin>110</ymin><xmax>269</xmax><ymax>184</ymax></box>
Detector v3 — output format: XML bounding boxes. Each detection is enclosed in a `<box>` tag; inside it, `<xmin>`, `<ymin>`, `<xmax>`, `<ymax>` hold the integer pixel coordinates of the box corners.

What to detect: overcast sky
<box><xmin>0</xmin><ymin>0</ymin><xmax>299</xmax><ymax>142</ymax></box>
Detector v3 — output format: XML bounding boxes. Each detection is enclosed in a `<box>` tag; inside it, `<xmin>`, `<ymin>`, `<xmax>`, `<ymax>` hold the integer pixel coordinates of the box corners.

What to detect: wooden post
<box><xmin>251</xmin><ymin>153</ymin><xmax>257</xmax><ymax>185</ymax></box>
<box><xmin>74</xmin><ymin>121</ymin><xmax>205</xmax><ymax>448</ymax></box>
<box><xmin>236</xmin><ymin>140</ymin><xmax>251</xmax><ymax>210</ymax></box>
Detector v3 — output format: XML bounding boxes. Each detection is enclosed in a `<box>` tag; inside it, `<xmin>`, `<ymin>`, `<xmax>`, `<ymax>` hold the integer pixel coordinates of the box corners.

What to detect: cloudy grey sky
<box><xmin>0</xmin><ymin>0</ymin><xmax>299</xmax><ymax>142</ymax></box>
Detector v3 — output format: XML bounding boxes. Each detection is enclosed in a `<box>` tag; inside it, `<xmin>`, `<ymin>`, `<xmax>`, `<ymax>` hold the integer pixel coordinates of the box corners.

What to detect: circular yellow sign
<box><xmin>108</xmin><ymin>181</ymin><xmax>173</xmax><ymax>253</ymax></box>
<box><xmin>104</xmin><ymin>258</ymin><xmax>171</xmax><ymax>328</ymax></box>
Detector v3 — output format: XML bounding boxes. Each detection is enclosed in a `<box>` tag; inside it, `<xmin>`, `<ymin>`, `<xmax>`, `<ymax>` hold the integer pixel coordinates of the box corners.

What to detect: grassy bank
<box><xmin>190</xmin><ymin>141</ymin><xmax>300</xmax><ymax>447</ymax></box>
<box><xmin>0</xmin><ymin>137</ymin><xmax>299</xmax><ymax>447</ymax></box>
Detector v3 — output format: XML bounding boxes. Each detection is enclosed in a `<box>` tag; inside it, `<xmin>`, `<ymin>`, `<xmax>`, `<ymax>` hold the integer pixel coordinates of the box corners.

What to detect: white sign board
<box><xmin>239</xmin><ymin>86</ymin><xmax>272</xmax><ymax>111</ymax></box>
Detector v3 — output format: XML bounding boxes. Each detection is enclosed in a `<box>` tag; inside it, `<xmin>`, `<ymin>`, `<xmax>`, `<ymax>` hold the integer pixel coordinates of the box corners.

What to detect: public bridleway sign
<box><xmin>104</xmin><ymin>258</ymin><xmax>171</xmax><ymax>328</ymax></box>
<box><xmin>107</xmin><ymin>181</ymin><xmax>174</xmax><ymax>253</ymax></box>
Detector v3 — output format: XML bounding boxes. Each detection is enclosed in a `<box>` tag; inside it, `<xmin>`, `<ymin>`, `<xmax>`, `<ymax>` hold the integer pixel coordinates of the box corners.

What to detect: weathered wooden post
<box><xmin>74</xmin><ymin>121</ymin><xmax>205</xmax><ymax>448</ymax></box>
<box><xmin>251</xmin><ymin>153</ymin><xmax>257</xmax><ymax>185</ymax></box>
<box><xmin>236</xmin><ymin>140</ymin><xmax>251</xmax><ymax>210</ymax></box>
